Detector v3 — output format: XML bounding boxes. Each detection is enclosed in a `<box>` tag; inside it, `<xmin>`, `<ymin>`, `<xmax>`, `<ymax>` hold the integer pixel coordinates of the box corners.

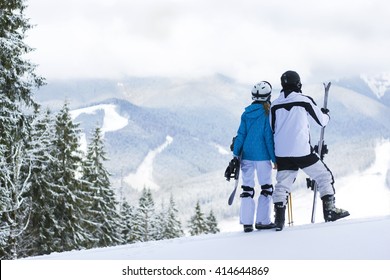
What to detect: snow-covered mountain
<box><xmin>335</xmin><ymin>72</ymin><xmax>390</xmax><ymax>106</ymax></box>
<box><xmin>360</xmin><ymin>72</ymin><xmax>390</xmax><ymax>99</ymax></box>
<box><xmin>33</xmin><ymin>74</ymin><xmax>390</xmax><ymax>223</ymax></box>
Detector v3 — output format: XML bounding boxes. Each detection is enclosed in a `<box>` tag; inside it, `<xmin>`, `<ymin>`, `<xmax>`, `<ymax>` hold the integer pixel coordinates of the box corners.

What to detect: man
<box><xmin>270</xmin><ymin>70</ymin><xmax>349</xmax><ymax>231</ymax></box>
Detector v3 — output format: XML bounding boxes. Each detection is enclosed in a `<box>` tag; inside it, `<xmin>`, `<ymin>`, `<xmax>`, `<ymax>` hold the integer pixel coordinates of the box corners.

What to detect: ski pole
<box><xmin>287</xmin><ymin>193</ymin><xmax>293</xmax><ymax>226</ymax></box>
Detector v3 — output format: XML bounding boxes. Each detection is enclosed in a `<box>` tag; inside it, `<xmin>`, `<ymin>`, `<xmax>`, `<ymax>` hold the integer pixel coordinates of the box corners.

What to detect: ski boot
<box><xmin>322</xmin><ymin>195</ymin><xmax>350</xmax><ymax>222</ymax></box>
<box><xmin>255</xmin><ymin>222</ymin><xmax>276</xmax><ymax>230</ymax></box>
<box><xmin>274</xmin><ymin>202</ymin><xmax>286</xmax><ymax>231</ymax></box>
<box><xmin>243</xmin><ymin>225</ymin><xmax>253</xmax><ymax>232</ymax></box>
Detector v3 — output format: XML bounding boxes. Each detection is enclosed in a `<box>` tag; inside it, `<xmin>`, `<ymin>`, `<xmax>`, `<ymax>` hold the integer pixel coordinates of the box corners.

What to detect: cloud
<box><xmin>25</xmin><ymin>0</ymin><xmax>390</xmax><ymax>84</ymax></box>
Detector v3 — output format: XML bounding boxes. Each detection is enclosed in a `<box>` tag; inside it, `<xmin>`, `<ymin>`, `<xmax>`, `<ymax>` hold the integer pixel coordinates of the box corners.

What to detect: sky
<box><xmin>24</xmin><ymin>0</ymin><xmax>390</xmax><ymax>85</ymax></box>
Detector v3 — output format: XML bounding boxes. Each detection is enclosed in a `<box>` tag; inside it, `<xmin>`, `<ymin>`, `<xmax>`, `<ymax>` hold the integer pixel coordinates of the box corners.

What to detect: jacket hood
<box><xmin>244</xmin><ymin>103</ymin><xmax>265</xmax><ymax>118</ymax></box>
<box><xmin>280</xmin><ymin>90</ymin><xmax>302</xmax><ymax>99</ymax></box>
<box><xmin>282</xmin><ymin>89</ymin><xmax>301</xmax><ymax>98</ymax></box>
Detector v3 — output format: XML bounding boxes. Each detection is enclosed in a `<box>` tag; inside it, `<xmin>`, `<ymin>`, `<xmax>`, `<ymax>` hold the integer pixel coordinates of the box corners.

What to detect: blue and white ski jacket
<box><xmin>233</xmin><ymin>102</ymin><xmax>276</xmax><ymax>163</ymax></box>
<box><xmin>270</xmin><ymin>91</ymin><xmax>329</xmax><ymax>157</ymax></box>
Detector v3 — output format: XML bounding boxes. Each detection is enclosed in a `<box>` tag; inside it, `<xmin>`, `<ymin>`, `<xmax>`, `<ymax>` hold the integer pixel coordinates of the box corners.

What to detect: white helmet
<box><xmin>251</xmin><ymin>81</ymin><xmax>272</xmax><ymax>101</ymax></box>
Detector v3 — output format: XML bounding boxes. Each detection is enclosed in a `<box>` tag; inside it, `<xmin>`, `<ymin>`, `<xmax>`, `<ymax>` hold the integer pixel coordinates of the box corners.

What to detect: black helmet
<box><xmin>281</xmin><ymin>70</ymin><xmax>302</xmax><ymax>92</ymax></box>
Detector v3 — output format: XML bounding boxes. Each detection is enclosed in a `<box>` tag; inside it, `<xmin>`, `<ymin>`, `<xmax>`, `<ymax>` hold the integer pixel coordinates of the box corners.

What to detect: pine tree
<box><xmin>188</xmin><ymin>201</ymin><xmax>208</xmax><ymax>236</ymax></box>
<box><xmin>18</xmin><ymin>109</ymin><xmax>58</xmax><ymax>257</ymax></box>
<box><xmin>81</xmin><ymin>127</ymin><xmax>123</xmax><ymax>248</ymax></box>
<box><xmin>205</xmin><ymin>210</ymin><xmax>220</xmax><ymax>234</ymax></box>
<box><xmin>154</xmin><ymin>201</ymin><xmax>166</xmax><ymax>241</ymax></box>
<box><xmin>161</xmin><ymin>194</ymin><xmax>184</xmax><ymax>239</ymax></box>
<box><xmin>0</xmin><ymin>0</ymin><xmax>45</xmax><ymax>259</ymax></box>
<box><xmin>48</xmin><ymin>102</ymin><xmax>90</xmax><ymax>252</ymax></box>
<box><xmin>134</xmin><ymin>188</ymin><xmax>157</xmax><ymax>242</ymax></box>
<box><xmin>120</xmin><ymin>200</ymin><xmax>137</xmax><ymax>244</ymax></box>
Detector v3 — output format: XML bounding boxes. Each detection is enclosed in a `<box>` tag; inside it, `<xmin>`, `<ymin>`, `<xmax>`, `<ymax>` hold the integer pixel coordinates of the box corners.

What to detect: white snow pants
<box><xmin>273</xmin><ymin>159</ymin><xmax>335</xmax><ymax>205</ymax></box>
<box><xmin>239</xmin><ymin>160</ymin><xmax>273</xmax><ymax>225</ymax></box>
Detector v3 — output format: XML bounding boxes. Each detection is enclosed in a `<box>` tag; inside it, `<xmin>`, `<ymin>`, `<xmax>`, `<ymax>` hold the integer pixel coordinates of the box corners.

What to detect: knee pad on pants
<box><xmin>260</xmin><ymin>184</ymin><xmax>273</xmax><ymax>197</ymax></box>
<box><xmin>240</xmin><ymin>186</ymin><xmax>254</xmax><ymax>198</ymax></box>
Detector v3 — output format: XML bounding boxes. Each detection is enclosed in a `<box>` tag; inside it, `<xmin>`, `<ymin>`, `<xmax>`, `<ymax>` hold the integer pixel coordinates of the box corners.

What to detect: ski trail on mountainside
<box><xmin>71</xmin><ymin>104</ymin><xmax>128</xmax><ymax>152</ymax></box>
<box><xmin>124</xmin><ymin>135</ymin><xmax>173</xmax><ymax>191</ymax></box>
<box><xmin>71</xmin><ymin>104</ymin><xmax>128</xmax><ymax>133</ymax></box>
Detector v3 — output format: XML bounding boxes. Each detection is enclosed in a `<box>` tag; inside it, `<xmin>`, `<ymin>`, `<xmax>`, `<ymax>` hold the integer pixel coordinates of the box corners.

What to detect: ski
<box><xmin>227</xmin><ymin>178</ymin><xmax>239</xmax><ymax>205</ymax></box>
<box><xmin>310</xmin><ymin>82</ymin><xmax>331</xmax><ymax>223</ymax></box>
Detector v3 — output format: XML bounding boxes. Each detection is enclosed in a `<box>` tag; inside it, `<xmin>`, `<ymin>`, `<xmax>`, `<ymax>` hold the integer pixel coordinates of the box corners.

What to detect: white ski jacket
<box><xmin>270</xmin><ymin>91</ymin><xmax>329</xmax><ymax>157</ymax></box>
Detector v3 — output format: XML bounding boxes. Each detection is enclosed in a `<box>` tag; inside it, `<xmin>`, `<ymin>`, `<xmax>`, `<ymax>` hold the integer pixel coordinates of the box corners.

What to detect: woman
<box><xmin>233</xmin><ymin>81</ymin><xmax>277</xmax><ymax>232</ymax></box>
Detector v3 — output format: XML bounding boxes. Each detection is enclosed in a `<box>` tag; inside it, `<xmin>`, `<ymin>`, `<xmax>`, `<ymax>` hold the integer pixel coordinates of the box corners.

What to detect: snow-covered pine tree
<box><xmin>120</xmin><ymin>199</ymin><xmax>137</xmax><ymax>244</ymax></box>
<box><xmin>153</xmin><ymin>201</ymin><xmax>166</xmax><ymax>241</ymax></box>
<box><xmin>161</xmin><ymin>194</ymin><xmax>184</xmax><ymax>239</ymax></box>
<box><xmin>188</xmin><ymin>201</ymin><xmax>208</xmax><ymax>236</ymax></box>
<box><xmin>134</xmin><ymin>187</ymin><xmax>157</xmax><ymax>242</ymax></box>
<box><xmin>205</xmin><ymin>210</ymin><xmax>220</xmax><ymax>234</ymax></box>
<box><xmin>18</xmin><ymin>109</ymin><xmax>58</xmax><ymax>257</ymax></box>
<box><xmin>0</xmin><ymin>0</ymin><xmax>45</xmax><ymax>259</ymax></box>
<box><xmin>81</xmin><ymin>127</ymin><xmax>123</xmax><ymax>249</ymax></box>
<box><xmin>48</xmin><ymin>102</ymin><xmax>91</xmax><ymax>252</ymax></box>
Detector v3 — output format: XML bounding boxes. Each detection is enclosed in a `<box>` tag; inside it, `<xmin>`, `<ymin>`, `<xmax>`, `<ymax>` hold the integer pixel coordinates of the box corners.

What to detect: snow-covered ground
<box><xmin>4</xmin><ymin>216</ymin><xmax>390</xmax><ymax>279</ymax></box>
<box><xmin>22</xmin><ymin>215</ymin><xmax>390</xmax><ymax>260</ymax></box>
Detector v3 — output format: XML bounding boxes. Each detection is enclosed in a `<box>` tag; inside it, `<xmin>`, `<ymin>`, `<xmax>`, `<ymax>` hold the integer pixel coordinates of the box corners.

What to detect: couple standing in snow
<box><xmin>231</xmin><ymin>70</ymin><xmax>349</xmax><ymax>232</ymax></box>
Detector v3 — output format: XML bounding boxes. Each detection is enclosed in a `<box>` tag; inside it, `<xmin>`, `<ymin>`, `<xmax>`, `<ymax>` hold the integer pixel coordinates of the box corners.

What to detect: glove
<box><xmin>321</xmin><ymin>108</ymin><xmax>329</xmax><ymax>114</ymax></box>
<box><xmin>313</xmin><ymin>144</ymin><xmax>328</xmax><ymax>160</ymax></box>
<box><xmin>224</xmin><ymin>157</ymin><xmax>240</xmax><ymax>181</ymax></box>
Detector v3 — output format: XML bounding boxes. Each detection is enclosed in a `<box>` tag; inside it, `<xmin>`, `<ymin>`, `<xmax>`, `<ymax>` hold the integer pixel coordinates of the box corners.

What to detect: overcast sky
<box><xmin>25</xmin><ymin>0</ymin><xmax>390</xmax><ymax>85</ymax></box>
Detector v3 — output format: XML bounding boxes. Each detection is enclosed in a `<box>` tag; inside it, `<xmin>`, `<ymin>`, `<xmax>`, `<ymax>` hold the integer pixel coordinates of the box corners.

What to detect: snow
<box><xmin>212</xmin><ymin>142</ymin><xmax>230</xmax><ymax>155</ymax></box>
<box><xmin>70</xmin><ymin>104</ymin><xmax>128</xmax><ymax>134</ymax></box>
<box><xmin>9</xmin><ymin>216</ymin><xmax>389</xmax><ymax>279</ymax></box>
<box><xmin>124</xmin><ymin>135</ymin><xmax>173</xmax><ymax>191</ymax></box>
<box><xmin>336</xmin><ymin>139</ymin><xmax>390</xmax><ymax>219</ymax></box>
<box><xmin>361</xmin><ymin>72</ymin><xmax>390</xmax><ymax>98</ymax></box>
<box><xmin>21</xmin><ymin>215</ymin><xmax>389</xmax><ymax>260</ymax></box>
<box><xmin>70</xmin><ymin>103</ymin><xmax>128</xmax><ymax>152</ymax></box>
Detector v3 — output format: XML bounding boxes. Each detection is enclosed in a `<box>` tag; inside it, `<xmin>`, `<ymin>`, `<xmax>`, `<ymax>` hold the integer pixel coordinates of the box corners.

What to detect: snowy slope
<box><xmin>71</xmin><ymin>103</ymin><xmax>129</xmax><ymax>152</ymax></box>
<box><xmin>71</xmin><ymin>104</ymin><xmax>128</xmax><ymax>134</ymax></box>
<box><xmin>23</xmin><ymin>215</ymin><xmax>390</xmax><ymax>260</ymax></box>
<box><xmin>361</xmin><ymin>72</ymin><xmax>390</xmax><ymax>98</ymax></box>
<box><xmin>124</xmin><ymin>135</ymin><xmax>173</xmax><ymax>191</ymax></box>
